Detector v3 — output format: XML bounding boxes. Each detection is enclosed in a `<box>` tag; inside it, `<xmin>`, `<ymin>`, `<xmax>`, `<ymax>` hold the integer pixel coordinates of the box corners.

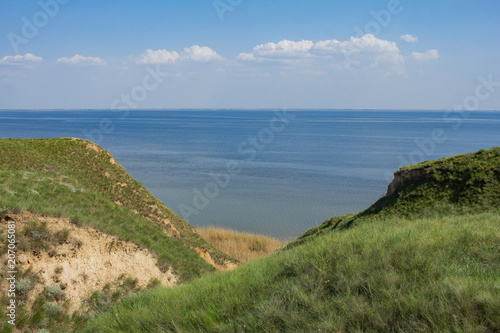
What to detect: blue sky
<box><xmin>0</xmin><ymin>0</ymin><xmax>499</xmax><ymax>109</ymax></box>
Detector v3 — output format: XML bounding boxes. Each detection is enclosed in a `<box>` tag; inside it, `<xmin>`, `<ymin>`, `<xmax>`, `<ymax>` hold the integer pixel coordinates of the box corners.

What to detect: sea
<box><xmin>0</xmin><ymin>110</ymin><xmax>498</xmax><ymax>238</ymax></box>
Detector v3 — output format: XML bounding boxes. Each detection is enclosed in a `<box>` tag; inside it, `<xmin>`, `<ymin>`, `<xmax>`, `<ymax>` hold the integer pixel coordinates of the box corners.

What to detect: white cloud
<box><xmin>180</xmin><ymin>45</ymin><xmax>222</xmax><ymax>62</ymax></box>
<box><xmin>400</xmin><ymin>34</ymin><xmax>418</xmax><ymax>43</ymax></box>
<box><xmin>57</xmin><ymin>54</ymin><xmax>105</xmax><ymax>65</ymax></box>
<box><xmin>0</xmin><ymin>53</ymin><xmax>43</xmax><ymax>64</ymax></box>
<box><xmin>136</xmin><ymin>49</ymin><xmax>180</xmax><ymax>64</ymax></box>
<box><xmin>238</xmin><ymin>34</ymin><xmax>405</xmax><ymax>74</ymax></box>
<box><xmin>412</xmin><ymin>49</ymin><xmax>439</xmax><ymax>61</ymax></box>
<box><xmin>137</xmin><ymin>46</ymin><xmax>221</xmax><ymax>64</ymax></box>
<box><xmin>238</xmin><ymin>40</ymin><xmax>315</xmax><ymax>61</ymax></box>
<box><xmin>236</xmin><ymin>52</ymin><xmax>256</xmax><ymax>61</ymax></box>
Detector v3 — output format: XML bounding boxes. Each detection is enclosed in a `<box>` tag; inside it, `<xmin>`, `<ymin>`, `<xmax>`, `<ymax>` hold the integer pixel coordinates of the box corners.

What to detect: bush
<box><xmin>44</xmin><ymin>285</ymin><xmax>66</xmax><ymax>301</ymax></box>
<box><xmin>43</xmin><ymin>302</ymin><xmax>62</xmax><ymax>318</ymax></box>
<box><xmin>16</xmin><ymin>278</ymin><xmax>34</xmax><ymax>300</ymax></box>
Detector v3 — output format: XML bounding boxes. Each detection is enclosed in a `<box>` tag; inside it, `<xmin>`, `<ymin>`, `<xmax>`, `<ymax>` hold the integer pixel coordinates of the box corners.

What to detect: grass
<box><xmin>196</xmin><ymin>226</ymin><xmax>289</xmax><ymax>262</ymax></box>
<box><xmin>81</xmin><ymin>212</ymin><xmax>500</xmax><ymax>332</ymax></box>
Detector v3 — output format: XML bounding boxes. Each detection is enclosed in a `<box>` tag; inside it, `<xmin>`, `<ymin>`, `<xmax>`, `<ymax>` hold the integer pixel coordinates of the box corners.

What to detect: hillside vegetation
<box><xmin>82</xmin><ymin>147</ymin><xmax>500</xmax><ymax>332</ymax></box>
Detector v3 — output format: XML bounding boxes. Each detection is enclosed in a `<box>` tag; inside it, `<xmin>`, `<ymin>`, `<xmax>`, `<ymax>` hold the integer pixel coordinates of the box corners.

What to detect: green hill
<box><xmin>290</xmin><ymin>147</ymin><xmax>500</xmax><ymax>247</ymax></box>
<box><xmin>0</xmin><ymin>138</ymin><xmax>237</xmax><ymax>277</ymax></box>
<box><xmin>81</xmin><ymin>147</ymin><xmax>500</xmax><ymax>332</ymax></box>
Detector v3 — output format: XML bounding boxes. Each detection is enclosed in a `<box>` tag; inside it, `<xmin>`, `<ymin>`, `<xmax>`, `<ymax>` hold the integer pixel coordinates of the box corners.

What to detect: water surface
<box><xmin>1</xmin><ymin>110</ymin><xmax>498</xmax><ymax>237</ymax></box>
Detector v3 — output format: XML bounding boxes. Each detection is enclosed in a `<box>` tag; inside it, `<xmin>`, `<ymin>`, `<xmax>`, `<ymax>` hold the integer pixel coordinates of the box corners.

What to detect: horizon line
<box><xmin>1</xmin><ymin>108</ymin><xmax>500</xmax><ymax>112</ymax></box>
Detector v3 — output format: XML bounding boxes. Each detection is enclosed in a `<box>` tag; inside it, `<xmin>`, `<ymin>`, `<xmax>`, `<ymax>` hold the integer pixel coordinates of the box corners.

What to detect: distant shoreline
<box><xmin>1</xmin><ymin>109</ymin><xmax>500</xmax><ymax>112</ymax></box>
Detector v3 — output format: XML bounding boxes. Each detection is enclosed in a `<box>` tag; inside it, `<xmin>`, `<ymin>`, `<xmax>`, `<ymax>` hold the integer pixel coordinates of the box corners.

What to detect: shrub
<box><xmin>43</xmin><ymin>302</ymin><xmax>62</xmax><ymax>318</ymax></box>
<box><xmin>44</xmin><ymin>285</ymin><xmax>66</xmax><ymax>301</ymax></box>
<box><xmin>16</xmin><ymin>278</ymin><xmax>34</xmax><ymax>300</ymax></box>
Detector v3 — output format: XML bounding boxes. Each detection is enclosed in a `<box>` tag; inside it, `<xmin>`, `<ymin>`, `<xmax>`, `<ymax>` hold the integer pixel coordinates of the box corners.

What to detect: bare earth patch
<box><xmin>194</xmin><ymin>248</ymin><xmax>238</xmax><ymax>271</ymax></box>
<box><xmin>0</xmin><ymin>212</ymin><xmax>177</xmax><ymax>312</ymax></box>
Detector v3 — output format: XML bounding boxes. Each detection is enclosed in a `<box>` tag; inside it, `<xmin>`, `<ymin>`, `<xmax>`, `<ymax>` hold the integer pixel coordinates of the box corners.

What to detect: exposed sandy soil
<box><xmin>194</xmin><ymin>248</ymin><xmax>239</xmax><ymax>271</ymax></box>
<box><xmin>0</xmin><ymin>212</ymin><xmax>176</xmax><ymax>312</ymax></box>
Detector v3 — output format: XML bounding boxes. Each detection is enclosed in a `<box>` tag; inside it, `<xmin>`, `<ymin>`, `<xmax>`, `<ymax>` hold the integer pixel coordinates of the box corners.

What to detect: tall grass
<box><xmin>196</xmin><ymin>226</ymin><xmax>289</xmax><ymax>262</ymax></box>
<box><xmin>82</xmin><ymin>212</ymin><xmax>500</xmax><ymax>332</ymax></box>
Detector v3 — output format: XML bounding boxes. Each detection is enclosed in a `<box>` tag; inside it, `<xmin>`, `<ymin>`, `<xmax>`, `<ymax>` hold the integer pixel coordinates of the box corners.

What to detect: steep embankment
<box><xmin>291</xmin><ymin>147</ymin><xmax>500</xmax><ymax>247</ymax></box>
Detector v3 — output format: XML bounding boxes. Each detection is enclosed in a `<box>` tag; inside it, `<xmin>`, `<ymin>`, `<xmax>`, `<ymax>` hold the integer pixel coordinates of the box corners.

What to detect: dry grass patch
<box><xmin>196</xmin><ymin>226</ymin><xmax>289</xmax><ymax>262</ymax></box>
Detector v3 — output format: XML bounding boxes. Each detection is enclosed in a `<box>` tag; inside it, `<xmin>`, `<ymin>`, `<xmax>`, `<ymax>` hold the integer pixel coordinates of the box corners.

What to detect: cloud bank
<box><xmin>0</xmin><ymin>53</ymin><xmax>43</xmax><ymax>64</ymax></box>
<box><xmin>137</xmin><ymin>45</ymin><xmax>222</xmax><ymax>64</ymax></box>
<box><xmin>238</xmin><ymin>34</ymin><xmax>405</xmax><ymax>74</ymax></box>
<box><xmin>57</xmin><ymin>55</ymin><xmax>105</xmax><ymax>65</ymax></box>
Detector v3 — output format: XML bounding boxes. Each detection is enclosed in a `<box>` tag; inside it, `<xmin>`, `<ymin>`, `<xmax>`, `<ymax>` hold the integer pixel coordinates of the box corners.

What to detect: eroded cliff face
<box><xmin>386</xmin><ymin>167</ymin><xmax>430</xmax><ymax>196</ymax></box>
<box><xmin>0</xmin><ymin>212</ymin><xmax>177</xmax><ymax>313</ymax></box>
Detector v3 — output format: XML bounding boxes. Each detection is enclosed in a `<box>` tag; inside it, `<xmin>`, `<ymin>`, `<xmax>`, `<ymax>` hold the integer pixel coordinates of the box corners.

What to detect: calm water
<box><xmin>1</xmin><ymin>110</ymin><xmax>499</xmax><ymax>237</ymax></box>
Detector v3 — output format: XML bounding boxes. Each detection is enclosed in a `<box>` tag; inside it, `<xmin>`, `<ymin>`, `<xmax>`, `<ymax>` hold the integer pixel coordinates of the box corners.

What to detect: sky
<box><xmin>0</xmin><ymin>0</ymin><xmax>499</xmax><ymax>110</ymax></box>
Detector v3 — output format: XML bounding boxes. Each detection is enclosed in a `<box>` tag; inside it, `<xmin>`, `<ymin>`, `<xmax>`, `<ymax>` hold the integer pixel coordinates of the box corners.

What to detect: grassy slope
<box><xmin>0</xmin><ymin>138</ymin><xmax>237</xmax><ymax>281</ymax></box>
<box><xmin>81</xmin><ymin>147</ymin><xmax>500</xmax><ymax>332</ymax></box>
<box><xmin>291</xmin><ymin>147</ymin><xmax>500</xmax><ymax>247</ymax></box>
<box><xmin>83</xmin><ymin>213</ymin><xmax>500</xmax><ymax>332</ymax></box>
